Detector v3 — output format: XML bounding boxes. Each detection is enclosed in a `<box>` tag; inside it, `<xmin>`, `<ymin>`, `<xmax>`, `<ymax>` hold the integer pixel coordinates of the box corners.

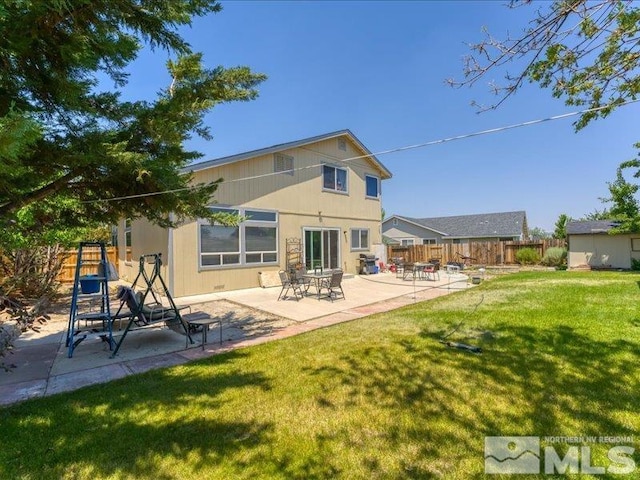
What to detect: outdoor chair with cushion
<box><xmin>318</xmin><ymin>269</ymin><xmax>345</xmax><ymax>302</ymax></box>
<box><xmin>278</xmin><ymin>270</ymin><xmax>303</xmax><ymax>301</ymax></box>
<box><xmin>422</xmin><ymin>262</ymin><xmax>440</xmax><ymax>281</ymax></box>
<box><xmin>117</xmin><ymin>286</ymin><xmax>188</xmax><ymax>333</ymax></box>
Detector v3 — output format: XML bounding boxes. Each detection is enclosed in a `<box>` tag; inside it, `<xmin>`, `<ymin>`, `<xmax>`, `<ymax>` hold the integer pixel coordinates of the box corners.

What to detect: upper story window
<box><xmin>392</xmin><ymin>218</ymin><xmax>398</xmax><ymax>226</ymax></box>
<box><xmin>337</xmin><ymin>138</ymin><xmax>347</xmax><ymax>151</ymax></box>
<box><xmin>274</xmin><ymin>153</ymin><xmax>294</xmax><ymax>175</ymax></box>
<box><xmin>323</xmin><ymin>165</ymin><xmax>348</xmax><ymax>193</ymax></box>
<box><xmin>365</xmin><ymin>175</ymin><xmax>380</xmax><ymax>198</ymax></box>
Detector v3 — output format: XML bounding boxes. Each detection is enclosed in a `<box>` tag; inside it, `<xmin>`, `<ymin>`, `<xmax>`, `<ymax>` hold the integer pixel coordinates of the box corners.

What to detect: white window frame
<box><xmin>198</xmin><ymin>207</ymin><xmax>279</xmax><ymax>269</ymax></box>
<box><xmin>365</xmin><ymin>174</ymin><xmax>381</xmax><ymax>199</ymax></box>
<box><xmin>422</xmin><ymin>238</ymin><xmax>437</xmax><ymax>245</ymax></box>
<box><xmin>350</xmin><ymin>228</ymin><xmax>370</xmax><ymax>251</ymax></box>
<box><xmin>322</xmin><ymin>164</ymin><xmax>348</xmax><ymax>194</ymax></box>
<box><xmin>400</xmin><ymin>238</ymin><xmax>415</xmax><ymax>246</ymax></box>
<box><xmin>392</xmin><ymin>218</ymin><xmax>398</xmax><ymax>226</ymax></box>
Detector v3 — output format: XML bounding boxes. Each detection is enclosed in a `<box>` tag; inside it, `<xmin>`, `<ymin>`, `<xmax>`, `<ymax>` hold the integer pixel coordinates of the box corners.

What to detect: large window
<box><xmin>365</xmin><ymin>175</ymin><xmax>380</xmax><ymax>198</ymax></box>
<box><xmin>351</xmin><ymin>229</ymin><xmax>369</xmax><ymax>251</ymax></box>
<box><xmin>401</xmin><ymin>238</ymin><xmax>415</xmax><ymax>246</ymax></box>
<box><xmin>422</xmin><ymin>238</ymin><xmax>437</xmax><ymax>245</ymax></box>
<box><xmin>199</xmin><ymin>207</ymin><xmax>278</xmax><ymax>268</ymax></box>
<box><xmin>323</xmin><ymin>165</ymin><xmax>348</xmax><ymax>193</ymax></box>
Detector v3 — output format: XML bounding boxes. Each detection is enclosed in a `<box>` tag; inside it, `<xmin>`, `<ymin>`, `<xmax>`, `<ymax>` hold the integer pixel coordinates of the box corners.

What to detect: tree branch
<box><xmin>0</xmin><ymin>171</ymin><xmax>78</xmax><ymax>217</ymax></box>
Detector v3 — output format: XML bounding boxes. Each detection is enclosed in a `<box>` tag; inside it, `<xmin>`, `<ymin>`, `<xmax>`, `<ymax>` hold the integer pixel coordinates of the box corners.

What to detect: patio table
<box><xmin>184</xmin><ymin>313</ymin><xmax>222</xmax><ymax>350</ymax></box>
<box><xmin>302</xmin><ymin>272</ymin><xmax>333</xmax><ymax>299</ymax></box>
<box><xmin>403</xmin><ymin>263</ymin><xmax>433</xmax><ymax>281</ymax></box>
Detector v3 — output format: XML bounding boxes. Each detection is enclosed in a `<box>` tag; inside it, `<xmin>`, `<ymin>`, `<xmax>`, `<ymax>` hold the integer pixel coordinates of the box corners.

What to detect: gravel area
<box><xmin>36</xmin><ymin>296</ymin><xmax>297</xmax><ymax>344</ymax></box>
<box><xmin>183</xmin><ymin>299</ymin><xmax>297</xmax><ymax>342</ymax></box>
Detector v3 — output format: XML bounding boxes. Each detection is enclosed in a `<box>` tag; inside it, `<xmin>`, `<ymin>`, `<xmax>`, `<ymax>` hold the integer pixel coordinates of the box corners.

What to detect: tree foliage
<box><xmin>453</xmin><ymin>1</ymin><xmax>640</xmax><ymax>236</ymax></box>
<box><xmin>553</xmin><ymin>213</ymin><xmax>571</xmax><ymax>239</ymax></box>
<box><xmin>601</xmin><ymin>155</ymin><xmax>640</xmax><ymax>232</ymax></box>
<box><xmin>0</xmin><ymin>0</ymin><xmax>266</xmax><ymax>238</ymax></box>
<box><xmin>529</xmin><ymin>226</ymin><xmax>551</xmax><ymax>239</ymax></box>
<box><xmin>452</xmin><ymin>0</ymin><xmax>640</xmax><ymax>129</ymax></box>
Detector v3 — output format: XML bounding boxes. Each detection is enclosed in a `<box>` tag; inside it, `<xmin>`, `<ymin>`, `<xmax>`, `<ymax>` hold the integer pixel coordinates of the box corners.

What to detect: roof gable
<box><xmin>185</xmin><ymin>129</ymin><xmax>392</xmax><ymax>179</ymax></box>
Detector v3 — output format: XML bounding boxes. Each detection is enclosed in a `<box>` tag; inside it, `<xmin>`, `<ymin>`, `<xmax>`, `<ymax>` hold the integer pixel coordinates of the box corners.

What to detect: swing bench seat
<box><xmin>116</xmin><ymin>286</ymin><xmax>190</xmax><ymax>331</ymax></box>
<box><xmin>110</xmin><ymin>286</ymin><xmax>194</xmax><ymax>358</ymax></box>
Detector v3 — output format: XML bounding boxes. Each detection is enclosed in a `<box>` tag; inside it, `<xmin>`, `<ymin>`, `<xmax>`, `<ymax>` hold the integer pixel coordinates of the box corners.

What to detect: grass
<box><xmin>1</xmin><ymin>271</ymin><xmax>639</xmax><ymax>479</ymax></box>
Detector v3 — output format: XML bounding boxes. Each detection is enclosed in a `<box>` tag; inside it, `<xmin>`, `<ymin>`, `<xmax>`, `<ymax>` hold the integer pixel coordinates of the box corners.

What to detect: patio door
<box><xmin>303</xmin><ymin>228</ymin><xmax>340</xmax><ymax>271</ymax></box>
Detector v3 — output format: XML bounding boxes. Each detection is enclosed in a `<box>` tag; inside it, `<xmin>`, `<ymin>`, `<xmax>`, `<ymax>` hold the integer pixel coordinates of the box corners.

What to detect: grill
<box><xmin>359</xmin><ymin>253</ymin><xmax>377</xmax><ymax>275</ymax></box>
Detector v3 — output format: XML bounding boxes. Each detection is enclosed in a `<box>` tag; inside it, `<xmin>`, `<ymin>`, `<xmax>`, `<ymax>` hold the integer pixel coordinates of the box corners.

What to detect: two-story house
<box><xmin>116</xmin><ymin>130</ymin><xmax>392</xmax><ymax>296</ymax></box>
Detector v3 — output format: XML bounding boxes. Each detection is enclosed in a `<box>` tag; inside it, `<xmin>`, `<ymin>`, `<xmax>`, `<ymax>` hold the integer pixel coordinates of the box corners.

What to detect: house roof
<box><xmin>385</xmin><ymin>211</ymin><xmax>527</xmax><ymax>238</ymax></box>
<box><xmin>185</xmin><ymin>129</ymin><xmax>392</xmax><ymax>179</ymax></box>
<box><xmin>566</xmin><ymin>220</ymin><xmax>620</xmax><ymax>235</ymax></box>
<box><xmin>382</xmin><ymin>235</ymin><xmax>400</xmax><ymax>245</ymax></box>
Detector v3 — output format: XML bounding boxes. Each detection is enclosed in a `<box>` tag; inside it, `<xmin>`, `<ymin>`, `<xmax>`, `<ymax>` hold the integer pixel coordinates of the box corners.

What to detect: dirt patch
<box><xmin>186</xmin><ymin>300</ymin><xmax>296</xmax><ymax>342</ymax></box>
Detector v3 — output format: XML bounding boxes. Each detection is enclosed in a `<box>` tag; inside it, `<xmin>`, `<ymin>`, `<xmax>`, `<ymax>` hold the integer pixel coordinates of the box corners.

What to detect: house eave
<box><xmin>183</xmin><ymin>129</ymin><xmax>392</xmax><ymax>180</ymax></box>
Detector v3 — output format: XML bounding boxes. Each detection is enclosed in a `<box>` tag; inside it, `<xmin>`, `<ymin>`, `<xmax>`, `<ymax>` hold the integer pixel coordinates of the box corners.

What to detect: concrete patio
<box><xmin>0</xmin><ymin>271</ymin><xmax>472</xmax><ymax>406</ymax></box>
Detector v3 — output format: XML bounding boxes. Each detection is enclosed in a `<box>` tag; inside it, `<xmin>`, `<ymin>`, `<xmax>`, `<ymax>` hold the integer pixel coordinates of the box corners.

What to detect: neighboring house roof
<box><xmin>382</xmin><ymin>235</ymin><xmax>400</xmax><ymax>245</ymax></box>
<box><xmin>385</xmin><ymin>211</ymin><xmax>527</xmax><ymax>238</ymax></box>
<box><xmin>184</xmin><ymin>129</ymin><xmax>392</xmax><ymax>179</ymax></box>
<box><xmin>566</xmin><ymin>220</ymin><xmax>620</xmax><ymax>235</ymax></box>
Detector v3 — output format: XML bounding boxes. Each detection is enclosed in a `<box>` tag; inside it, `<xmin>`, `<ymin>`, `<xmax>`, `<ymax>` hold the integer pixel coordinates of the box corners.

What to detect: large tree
<box><xmin>452</xmin><ymin>0</ymin><xmax>640</xmax><ymax>130</ymax></box>
<box><xmin>0</xmin><ymin>0</ymin><xmax>266</xmax><ymax>236</ymax></box>
<box><xmin>453</xmin><ymin>0</ymin><xmax>640</xmax><ymax>233</ymax></box>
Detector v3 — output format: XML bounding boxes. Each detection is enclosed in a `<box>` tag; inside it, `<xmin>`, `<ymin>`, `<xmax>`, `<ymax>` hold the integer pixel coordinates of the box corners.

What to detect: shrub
<box><xmin>541</xmin><ymin>247</ymin><xmax>567</xmax><ymax>267</ymax></box>
<box><xmin>515</xmin><ymin>247</ymin><xmax>541</xmax><ymax>265</ymax></box>
<box><xmin>631</xmin><ymin>258</ymin><xmax>640</xmax><ymax>271</ymax></box>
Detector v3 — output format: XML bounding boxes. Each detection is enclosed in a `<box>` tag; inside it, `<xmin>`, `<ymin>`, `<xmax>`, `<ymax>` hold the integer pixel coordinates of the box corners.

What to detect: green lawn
<box><xmin>1</xmin><ymin>271</ymin><xmax>639</xmax><ymax>479</ymax></box>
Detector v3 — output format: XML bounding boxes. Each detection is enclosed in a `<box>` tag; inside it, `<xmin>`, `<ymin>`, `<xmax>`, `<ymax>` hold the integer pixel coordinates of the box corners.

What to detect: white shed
<box><xmin>567</xmin><ymin>220</ymin><xmax>640</xmax><ymax>270</ymax></box>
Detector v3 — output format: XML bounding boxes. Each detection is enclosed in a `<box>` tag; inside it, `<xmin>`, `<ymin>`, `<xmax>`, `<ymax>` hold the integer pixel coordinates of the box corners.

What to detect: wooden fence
<box><xmin>386</xmin><ymin>239</ymin><xmax>566</xmax><ymax>266</ymax></box>
<box><xmin>58</xmin><ymin>247</ymin><xmax>119</xmax><ymax>283</ymax></box>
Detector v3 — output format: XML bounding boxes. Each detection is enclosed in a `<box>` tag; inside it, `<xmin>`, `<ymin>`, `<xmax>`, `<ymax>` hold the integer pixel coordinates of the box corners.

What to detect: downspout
<box><xmin>167</xmin><ymin>213</ymin><xmax>175</xmax><ymax>295</ymax></box>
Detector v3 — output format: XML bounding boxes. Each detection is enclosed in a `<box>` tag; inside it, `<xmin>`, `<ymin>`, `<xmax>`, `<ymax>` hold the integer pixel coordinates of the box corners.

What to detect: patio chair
<box><xmin>293</xmin><ymin>268</ymin><xmax>311</xmax><ymax>293</ymax></box>
<box><xmin>278</xmin><ymin>270</ymin><xmax>303</xmax><ymax>301</ymax></box>
<box><xmin>395</xmin><ymin>260</ymin><xmax>405</xmax><ymax>279</ymax></box>
<box><xmin>402</xmin><ymin>263</ymin><xmax>415</xmax><ymax>280</ymax></box>
<box><xmin>318</xmin><ymin>269</ymin><xmax>345</xmax><ymax>302</ymax></box>
<box><xmin>422</xmin><ymin>262</ymin><xmax>440</xmax><ymax>281</ymax></box>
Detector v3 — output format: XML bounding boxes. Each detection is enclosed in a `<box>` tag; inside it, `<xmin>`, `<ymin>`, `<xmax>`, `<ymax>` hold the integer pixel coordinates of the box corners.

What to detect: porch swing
<box><xmin>110</xmin><ymin>253</ymin><xmax>195</xmax><ymax>357</ymax></box>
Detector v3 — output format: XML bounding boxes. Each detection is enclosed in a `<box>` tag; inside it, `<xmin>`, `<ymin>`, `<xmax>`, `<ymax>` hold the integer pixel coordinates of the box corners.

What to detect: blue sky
<box><xmin>123</xmin><ymin>0</ymin><xmax>639</xmax><ymax>232</ymax></box>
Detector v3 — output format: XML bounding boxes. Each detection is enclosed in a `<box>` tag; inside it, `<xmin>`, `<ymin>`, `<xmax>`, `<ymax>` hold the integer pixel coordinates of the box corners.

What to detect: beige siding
<box><xmin>191</xmin><ymin>138</ymin><xmax>382</xmax><ymax>222</ymax></box>
<box><xmin>171</xmin><ymin>213</ymin><xmax>382</xmax><ymax>297</ymax></box>
<box><xmin>166</xmin><ymin>136</ymin><xmax>385</xmax><ymax>296</ymax></box>
<box><xmin>568</xmin><ymin>234</ymin><xmax>640</xmax><ymax>269</ymax></box>
<box><xmin>117</xmin><ymin>218</ymin><xmax>168</xmax><ymax>283</ymax></box>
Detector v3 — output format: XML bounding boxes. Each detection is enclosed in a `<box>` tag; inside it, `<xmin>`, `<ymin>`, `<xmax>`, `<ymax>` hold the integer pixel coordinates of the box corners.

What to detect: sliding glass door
<box><xmin>303</xmin><ymin>228</ymin><xmax>340</xmax><ymax>271</ymax></box>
